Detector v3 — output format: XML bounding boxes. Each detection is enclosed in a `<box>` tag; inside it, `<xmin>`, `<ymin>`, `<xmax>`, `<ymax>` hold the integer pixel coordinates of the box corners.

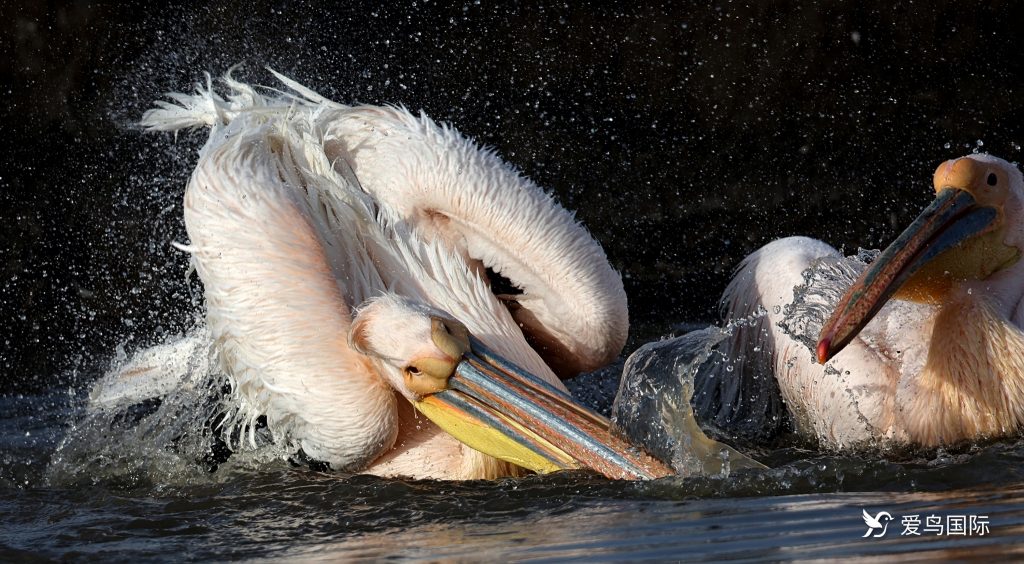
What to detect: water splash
<box><xmin>611</xmin><ymin>328</ymin><xmax>765</xmax><ymax>477</ymax></box>
<box><xmin>611</xmin><ymin>249</ymin><xmax>887</xmax><ymax>475</ymax></box>
<box><xmin>778</xmin><ymin>248</ymin><xmax>876</xmax><ymax>354</ymax></box>
<box><xmin>44</xmin><ymin>329</ymin><xmax>290</xmax><ymax>489</ymax></box>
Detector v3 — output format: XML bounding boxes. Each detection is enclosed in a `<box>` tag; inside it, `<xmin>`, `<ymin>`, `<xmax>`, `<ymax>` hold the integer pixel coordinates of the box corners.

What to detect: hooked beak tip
<box><xmin>816</xmin><ymin>338</ymin><xmax>831</xmax><ymax>365</ymax></box>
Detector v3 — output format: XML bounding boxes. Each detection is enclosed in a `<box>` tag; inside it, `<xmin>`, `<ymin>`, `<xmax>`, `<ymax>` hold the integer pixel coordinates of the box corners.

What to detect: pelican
<box><xmin>105</xmin><ymin>70</ymin><xmax>670</xmax><ymax>480</ymax></box>
<box><xmin>706</xmin><ymin>153</ymin><xmax>1024</xmax><ymax>450</ymax></box>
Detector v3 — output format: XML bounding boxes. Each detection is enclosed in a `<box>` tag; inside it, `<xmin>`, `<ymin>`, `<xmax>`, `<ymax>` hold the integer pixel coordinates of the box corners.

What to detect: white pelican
<box><xmin>713</xmin><ymin>154</ymin><xmax>1024</xmax><ymax>450</ymax></box>
<box><xmin>113</xmin><ymin>70</ymin><xmax>670</xmax><ymax>480</ymax></box>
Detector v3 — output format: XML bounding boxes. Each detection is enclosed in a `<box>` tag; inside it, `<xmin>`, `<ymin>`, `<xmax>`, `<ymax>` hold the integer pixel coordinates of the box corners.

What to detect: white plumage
<box><xmin>715</xmin><ymin>154</ymin><xmax>1024</xmax><ymax>450</ymax></box>
<box><xmin>99</xmin><ymin>69</ymin><xmax>630</xmax><ymax>479</ymax></box>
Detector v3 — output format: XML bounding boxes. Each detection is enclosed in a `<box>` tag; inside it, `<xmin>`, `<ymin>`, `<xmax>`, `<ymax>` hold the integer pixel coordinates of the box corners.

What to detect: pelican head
<box><xmin>350</xmin><ymin>294</ymin><xmax>671</xmax><ymax>480</ymax></box>
<box><xmin>818</xmin><ymin>154</ymin><xmax>1024</xmax><ymax>363</ymax></box>
<box><xmin>350</xmin><ymin>295</ymin><xmax>471</xmax><ymax>398</ymax></box>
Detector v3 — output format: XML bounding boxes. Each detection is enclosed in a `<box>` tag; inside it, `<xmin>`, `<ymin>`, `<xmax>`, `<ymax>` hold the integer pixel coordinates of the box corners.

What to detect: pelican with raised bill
<box><xmin>93</xmin><ymin>69</ymin><xmax>671</xmax><ymax>480</ymax></box>
<box><xmin>711</xmin><ymin>154</ymin><xmax>1024</xmax><ymax>450</ymax></box>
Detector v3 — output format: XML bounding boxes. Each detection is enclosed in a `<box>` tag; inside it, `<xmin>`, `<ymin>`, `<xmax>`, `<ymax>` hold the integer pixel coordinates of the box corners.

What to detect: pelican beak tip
<box><xmin>816</xmin><ymin>338</ymin><xmax>831</xmax><ymax>365</ymax></box>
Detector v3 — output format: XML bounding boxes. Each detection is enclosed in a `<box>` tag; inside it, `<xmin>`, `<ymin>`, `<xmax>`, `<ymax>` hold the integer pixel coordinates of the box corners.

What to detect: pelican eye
<box><xmin>406</xmin><ymin>364</ymin><xmax>422</xmax><ymax>375</ymax></box>
<box><xmin>987</xmin><ymin>172</ymin><xmax>998</xmax><ymax>186</ymax></box>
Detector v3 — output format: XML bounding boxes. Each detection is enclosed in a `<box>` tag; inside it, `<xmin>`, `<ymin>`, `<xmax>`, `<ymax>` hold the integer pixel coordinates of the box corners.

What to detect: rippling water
<box><xmin>4</xmin><ymin>389</ymin><xmax>1024</xmax><ymax>561</ymax></box>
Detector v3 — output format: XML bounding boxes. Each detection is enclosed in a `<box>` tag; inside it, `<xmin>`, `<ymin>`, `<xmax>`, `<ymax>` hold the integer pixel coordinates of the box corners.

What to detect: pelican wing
<box><xmin>319</xmin><ymin>103</ymin><xmax>629</xmax><ymax>378</ymax></box>
<box><xmin>88</xmin><ymin>328</ymin><xmax>214</xmax><ymax>410</ymax></box>
<box><xmin>714</xmin><ymin>237</ymin><xmax>905</xmax><ymax>449</ymax></box>
<box><xmin>179</xmin><ymin>108</ymin><xmax>407</xmax><ymax>470</ymax></box>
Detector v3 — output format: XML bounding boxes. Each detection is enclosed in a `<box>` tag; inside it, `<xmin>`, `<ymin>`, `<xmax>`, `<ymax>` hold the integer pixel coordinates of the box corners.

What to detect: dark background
<box><xmin>2</xmin><ymin>1</ymin><xmax>1023</xmax><ymax>392</ymax></box>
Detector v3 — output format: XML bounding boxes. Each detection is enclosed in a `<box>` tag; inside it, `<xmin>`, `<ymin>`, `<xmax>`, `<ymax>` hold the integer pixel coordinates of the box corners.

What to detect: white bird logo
<box><xmin>862</xmin><ymin>509</ymin><xmax>893</xmax><ymax>537</ymax></box>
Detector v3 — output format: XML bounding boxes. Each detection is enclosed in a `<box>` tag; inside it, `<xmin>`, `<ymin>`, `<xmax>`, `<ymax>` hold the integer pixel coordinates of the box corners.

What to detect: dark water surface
<box><xmin>4</xmin><ymin>392</ymin><xmax>1024</xmax><ymax>561</ymax></box>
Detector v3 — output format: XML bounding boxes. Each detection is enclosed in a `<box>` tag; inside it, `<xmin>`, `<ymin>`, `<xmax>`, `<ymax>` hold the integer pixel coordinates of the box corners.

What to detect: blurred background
<box><xmin>2</xmin><ymin>1</ymin><xmax>1023</xmax><ymax>392</ymax></box>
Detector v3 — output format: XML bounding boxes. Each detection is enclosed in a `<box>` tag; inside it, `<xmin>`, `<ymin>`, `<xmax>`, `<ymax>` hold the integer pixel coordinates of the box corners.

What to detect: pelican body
<box><xmin>115</xmin><ymin>70</ymin><xmax>669</xmax><ymax>480</ymax></box>
<box><xmin>706</xmin><ymin>154</ymin><xmax>1024</xmax><ymax>450</ymax></box>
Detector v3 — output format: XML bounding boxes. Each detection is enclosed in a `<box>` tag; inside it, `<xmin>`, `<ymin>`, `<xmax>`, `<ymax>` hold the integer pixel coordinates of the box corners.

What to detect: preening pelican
<box><xmin>707</xmin><ymin>154</ymin><xmax>1024</xmax><ymax>450</ymax></box>
<box><xmin>117</xmin><ymin>70</ymin><xmax>669</xmax><ymax>480</ymax></box>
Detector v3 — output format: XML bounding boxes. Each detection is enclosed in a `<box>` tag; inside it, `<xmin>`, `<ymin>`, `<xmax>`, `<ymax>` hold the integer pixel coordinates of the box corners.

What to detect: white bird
<box><xmin>862</xmin><ymin>509</ymin><xmax>893</xmax><ymax>537</ymax></box>
<box><xmin>99</xmin><ymin>70</ymin><xmax>670</xmax><ymax>480</ymax></box>
<box><xmin>709</xmin><ymin>154</ymin><xmax>1024</xmax><ymax>450</ymax></box>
